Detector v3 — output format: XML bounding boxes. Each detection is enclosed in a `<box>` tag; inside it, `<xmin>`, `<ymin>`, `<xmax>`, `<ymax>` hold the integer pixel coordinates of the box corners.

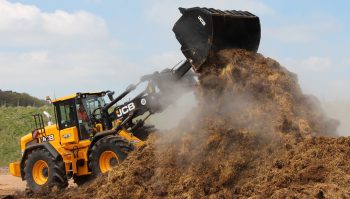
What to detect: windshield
<box><xmin>82</xmin><ymin>95</ymin><xmax>105</xmax><ymax>119</ymax></box>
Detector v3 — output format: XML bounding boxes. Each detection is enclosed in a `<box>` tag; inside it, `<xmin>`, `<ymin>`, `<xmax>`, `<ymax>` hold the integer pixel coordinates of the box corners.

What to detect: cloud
<box><xmin>282</xmin><ymin>56</ymin><xmax>332</xmax><ymax>74</ymax></box>
<box><xmin>0</xmin><ymin>0</ymin><xmax>138</xmax><ymax>98</ymax></box>
<box><xmin>145</xmin><ymin>0</ymin><xmax>274</xmax><ymax>25</ymax></box>
<box><xmin>300</xmin><ymin>56</ymin><xmax>332</xmax><ymax>72</ymax></box>
<box><xmin>0</xmin><ymin>0</ymin><xmax>108</xmax><ymax>47</ymax></box>
<box><xmin>264</xmin><ymin>16</ymin><xmax>341</xmax><ymax>44</ymax></box>
<box><xmin>0</xmin><ymin>49</ymin><xmax>139</xmax><ymax>96</ymax></box>
<box><xmin>280</xmin><ymin>56</ymin><xmax>350</xmax><ymax>100</ymax></box>
<box><xmin>146</xmin><ymin>51</ymin><xmax>185</xmax><ymax>71</ymax></box>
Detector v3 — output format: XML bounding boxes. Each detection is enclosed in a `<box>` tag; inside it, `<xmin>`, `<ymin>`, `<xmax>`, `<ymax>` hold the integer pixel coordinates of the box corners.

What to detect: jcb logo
<box><xmin>41</xmin><ymin>134</ymin><xmax>54</xmax><ymax>142</ymax></box>
<box><xmin>116</xmin><ymin>102</ymin><xmax>135</xmax><ymax>117</ymax></box>
<box><xmin>198</xmin><ymin>16</ymin><xmax>206</xmax><ymax>26</ymax></box>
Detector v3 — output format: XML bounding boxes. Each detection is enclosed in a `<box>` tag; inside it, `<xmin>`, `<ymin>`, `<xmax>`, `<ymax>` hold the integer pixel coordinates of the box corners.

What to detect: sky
<box><xmin>0</xmin><ymin>0</ymin><xmax>350</xmax><ymax>102</ymax></box>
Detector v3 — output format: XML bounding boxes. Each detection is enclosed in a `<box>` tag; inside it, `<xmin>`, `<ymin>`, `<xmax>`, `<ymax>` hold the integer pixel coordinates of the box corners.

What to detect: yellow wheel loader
<box><xmin>9</xmin><ymin>7</ymin><xmax>261</xmax><ymax>192</ymax></box>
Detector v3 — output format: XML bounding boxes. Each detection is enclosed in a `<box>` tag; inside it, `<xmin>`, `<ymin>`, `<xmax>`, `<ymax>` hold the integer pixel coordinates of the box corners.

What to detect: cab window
<box><xmin>83</xmin><ymin>95</ymin><xmax>105</xmax><ymax>120</ymax></box>
<box><xmin>57</xmin><ymin>100</ymin><xmax>76</xmax><ymax>129</ymax></box>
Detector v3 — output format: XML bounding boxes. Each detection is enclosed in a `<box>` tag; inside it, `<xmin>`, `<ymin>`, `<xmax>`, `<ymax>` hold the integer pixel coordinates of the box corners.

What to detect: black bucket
<box><xmin>173</xmin><ymin>7</ymin><xmax>261</xmax><ymax>71</ymax></box>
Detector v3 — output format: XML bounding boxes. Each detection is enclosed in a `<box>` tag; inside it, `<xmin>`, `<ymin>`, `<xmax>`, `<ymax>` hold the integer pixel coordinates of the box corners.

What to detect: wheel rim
<box><xmin>99</xmin><ymin>151</ymin><xmax>119</xmax><ymax>173</ymax></box>
<box><xmin>32</xmin><ymin>160</ymin><xmax>49</xmax><ymax>185</ymax></box>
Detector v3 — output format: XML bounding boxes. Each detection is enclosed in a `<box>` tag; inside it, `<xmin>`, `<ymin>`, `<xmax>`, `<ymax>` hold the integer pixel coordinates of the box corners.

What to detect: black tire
<box><xmin>88</xmin><ymin>135</ymin><xmax>133</xmax><ymax>177</ymax></box>
<box><xmin>73</xmin><ymin>174</ymin><xmax>93</xmax><ymax>186</ymax></box>
<box><xmin>24</xmin><ymin>148</ymin><xmax>68</xmax><ymax>192</ymax></box>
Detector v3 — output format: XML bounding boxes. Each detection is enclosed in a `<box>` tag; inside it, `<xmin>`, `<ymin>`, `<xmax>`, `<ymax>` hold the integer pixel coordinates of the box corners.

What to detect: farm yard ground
<box><xmin>0</xmin><ymin>167</ymin><xmax>26</xmax><ymax>197</ymax></box>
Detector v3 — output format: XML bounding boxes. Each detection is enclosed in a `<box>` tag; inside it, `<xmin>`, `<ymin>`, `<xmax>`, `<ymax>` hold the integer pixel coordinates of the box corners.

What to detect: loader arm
<box><xmin>96</xmin><ymin>6</ymin><xmax>261</xmax><ymax>133</ymax></box>
<box><xmin>97</xmin><ymin>60</ymin><xmax>194</xmax><ymax>131</ymax></box>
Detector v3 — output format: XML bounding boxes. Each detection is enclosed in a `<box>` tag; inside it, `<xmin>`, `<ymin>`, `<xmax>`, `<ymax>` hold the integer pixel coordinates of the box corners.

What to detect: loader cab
<box><xmin>52</xmin><ymin>92</ymin><xmax>106</xmax><ymax>143</ymax></box>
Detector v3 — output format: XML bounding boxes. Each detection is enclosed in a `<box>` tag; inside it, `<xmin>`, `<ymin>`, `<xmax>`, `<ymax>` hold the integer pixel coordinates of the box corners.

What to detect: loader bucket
<box><xmin>173</xmin><ymin>7</ymin><xmax>261</xmax><ymax>71</ymax></box>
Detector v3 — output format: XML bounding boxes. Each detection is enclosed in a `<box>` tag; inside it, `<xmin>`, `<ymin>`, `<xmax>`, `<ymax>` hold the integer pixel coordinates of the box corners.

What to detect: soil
<box><xmin>11</xmin><ymin>49</ymin><xmax>350</xmax><ymax>198</ymax></box>
<box><xmin>0</xmin><ymin>167</ymin><xmax>26</xmax><ymax>198</ymax></box>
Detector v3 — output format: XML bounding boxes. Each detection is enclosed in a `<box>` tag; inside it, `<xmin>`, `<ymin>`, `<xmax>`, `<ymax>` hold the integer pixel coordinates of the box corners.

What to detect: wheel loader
<box><xmin>8</xmin><ymin>7</ymin><xmax>261</xmax><ymax>192</ymax></box>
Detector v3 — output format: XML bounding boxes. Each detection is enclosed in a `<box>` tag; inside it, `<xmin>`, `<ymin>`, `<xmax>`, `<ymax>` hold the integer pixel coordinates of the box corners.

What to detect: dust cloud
<box><xmin>322</xmin><ymin>100</ymin><xmax>350</xmax><ymax>135</ymax></box>
<box><xmin>149</xmin><ymin>92</ymin><xmax>197</xmax><ymax>130</ymax></box>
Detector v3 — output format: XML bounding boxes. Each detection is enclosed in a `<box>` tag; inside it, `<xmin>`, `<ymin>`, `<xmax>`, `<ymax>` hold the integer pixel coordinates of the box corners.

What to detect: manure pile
<box><xmin>56</xmin><ymin>50</ymin><xmax>350</xmax><ymax>198</ymax></box>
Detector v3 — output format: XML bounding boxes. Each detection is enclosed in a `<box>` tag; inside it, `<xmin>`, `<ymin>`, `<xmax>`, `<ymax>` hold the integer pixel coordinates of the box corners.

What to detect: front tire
<box><xmin>88</xmin><ymin>136</ymin><xmax>133</xmax><ymax>176</ymax></box>
<box><xmin>24</xmin><ymin>148</ymin><xmax>68</xmax><ymax>192</ymax></box>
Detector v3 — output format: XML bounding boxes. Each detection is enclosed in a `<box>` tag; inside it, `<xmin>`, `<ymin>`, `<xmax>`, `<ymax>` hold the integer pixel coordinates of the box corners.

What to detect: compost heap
<box><xmin>56</xmin><ymin>49</ymin><xmax>350</xmax><ymax>198</ymax></box>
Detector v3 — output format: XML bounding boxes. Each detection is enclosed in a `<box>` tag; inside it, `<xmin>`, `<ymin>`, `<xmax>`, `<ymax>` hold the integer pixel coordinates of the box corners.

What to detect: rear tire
<box><xmin>88</xmin><ymin>136</ymin><xmax>133</xmax><ymax>177</ymax></box>
<box><xmin>24</xmin><ymin>148</ymin><xmax>68</xmax><ymax>192</ymax></box>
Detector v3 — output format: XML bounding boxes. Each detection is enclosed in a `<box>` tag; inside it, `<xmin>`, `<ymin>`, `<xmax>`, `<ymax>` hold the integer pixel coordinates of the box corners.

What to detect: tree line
<box><xmin>0</xmin><ymin>90</ymin><xmax>48</xmax><ymax>107</ymax></box>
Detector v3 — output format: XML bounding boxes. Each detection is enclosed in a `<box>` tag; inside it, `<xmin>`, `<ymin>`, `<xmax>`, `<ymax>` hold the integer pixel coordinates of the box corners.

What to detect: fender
<box><xmin>20</xmin><ymin>142</ymin><xmax>60</xmax><ymax>180</ymax></box>
<box><xmin>88</xmin><ymin>130</ymin><xmax>116</xmax><ymax>153</ymax></box>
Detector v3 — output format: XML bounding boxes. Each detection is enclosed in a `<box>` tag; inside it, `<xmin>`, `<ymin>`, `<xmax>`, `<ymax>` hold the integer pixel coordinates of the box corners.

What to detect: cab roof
<box><xmin>51</xmin><ymin>92</ymin><xmax>106</xmax><ymax>103</ymax></box>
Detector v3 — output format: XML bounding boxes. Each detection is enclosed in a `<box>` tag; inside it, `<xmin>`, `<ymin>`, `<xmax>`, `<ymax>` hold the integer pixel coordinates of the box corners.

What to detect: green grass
<box><xmin>0</xmin><ymin>106</ymin><xmax>54</xmax><ymax>166</ymax></box>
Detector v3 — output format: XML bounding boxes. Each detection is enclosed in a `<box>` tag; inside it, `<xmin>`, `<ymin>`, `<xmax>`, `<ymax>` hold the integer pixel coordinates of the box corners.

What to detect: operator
<box><xmin>77</xmin><ymin>104</ymin><xmax>91</xmax><ymax>139</ymax></box>
<box><xmin>77</xmin><ymin>104</ymin><xmax>88</xmax><ymax>122</ymax></box>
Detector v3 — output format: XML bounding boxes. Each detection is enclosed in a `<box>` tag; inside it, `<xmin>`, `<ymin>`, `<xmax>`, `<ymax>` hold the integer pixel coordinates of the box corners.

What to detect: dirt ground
<box><xmin>0</xmin><ymin>167</ymin><xmax>26</xmax><ymax>197</ymax></box>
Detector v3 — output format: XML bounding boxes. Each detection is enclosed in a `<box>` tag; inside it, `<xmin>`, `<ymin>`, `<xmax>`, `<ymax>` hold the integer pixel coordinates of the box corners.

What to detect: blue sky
<box><xmin>1</xmin><ymin>0</ymin><xmax>350</xmax><ymax>101</ymax></box>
